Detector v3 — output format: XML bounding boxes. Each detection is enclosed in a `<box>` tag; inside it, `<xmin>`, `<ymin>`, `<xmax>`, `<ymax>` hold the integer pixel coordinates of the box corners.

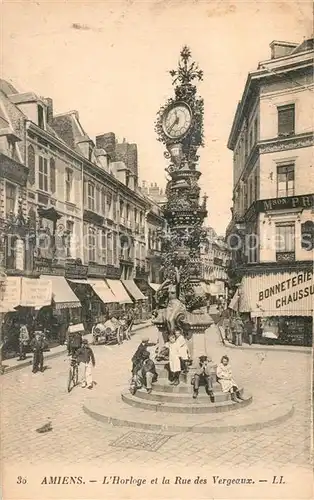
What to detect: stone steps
<box><xmin>121</xmin><ymin>390</ymin><xmax>252</xmax><ymax>414</ymax></box>
<box><xmin>83</xmin><ymin>394</ymin><xmax>294</xmax><ymax>433</ymax></box>
<box><xmin>133</xmin><ymin>388</ymin><xmax>243</xmax><ymax>403</ymax></box>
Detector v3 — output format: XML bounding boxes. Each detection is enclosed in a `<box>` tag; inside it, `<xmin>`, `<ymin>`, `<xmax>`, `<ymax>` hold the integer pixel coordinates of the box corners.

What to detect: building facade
<box><xmin>226</xmin><ymin>39</ymin><xmax>314</xmax><ymax>346</ymax></box>
<box><xmin>0</xmin><ymin>79</ymin><xmax>158</xmax><ymax>354</ymax></box>
<box><xmin>200</xmin><ymin>226</ymin><xmax>230</xmax><ymax>303</ymax></box>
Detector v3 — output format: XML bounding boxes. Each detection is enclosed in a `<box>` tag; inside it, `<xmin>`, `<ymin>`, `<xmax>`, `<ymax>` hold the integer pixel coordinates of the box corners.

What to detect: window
<box><xmin>101</xmin><ymin>230</ymin><xmax>107</xmax><ymax>264</ymax></box>
<box><xmin>38</xmin><ymin>105</ymin><xmax>45</xmax><ymax>129</ymax></box>
<box><xmin>277</xmin><ymin>164</ymin><xmax>294</xmax><ymax>197</ymax></box>
<box><xmin>101</xmin><ymin>189</ymin><xmax>106</xmax><ymax>215</ymax></box>
<box><xmin>107</xmin><ymin>231</ymin><xmax>113</xmax><ymax>265</ymax></box>
<box><xmin>87</xmin><ymin>182</ymin><xmax>95</xmax><ymax>211</ymax></box>
<box><xmin>276</xmin><ymin>223</ymin><xmax>295</xmax><ymax>254</ymax></box>
<box><xmin>278</xmin><ymin>104</ymin><xmax>295</xmax><ymax>136</ymax></box>
<box><xmin>65</xmin><ymin>168</ymin><xmax>73</xmax><ymax>202</ymax></box>
<box><xmin>249</xmin><ymin>130</ymin><xmax>253</xmax><ymax>151</ymax></box>
<box><xmin>119</xmin><ymin>200</ymin><xmax>124</xmax><ymax>220</ymax></box>
<box><xmin>6</xmin><ymin>182</ymin><xmax>16</xmax><ymax>216</ymax></box>
<box><xmin>254</xmin><ymin>172</ymin><xmax>258</xmax><ymax>200</ymax></box>
<box><xmin>38</xmin><ymin>156</ymin><xmax>48</xmax><ymax>192</ymax></box>
<box><xmin>65</xmin><ymin>220</ymin><xmax>74</xmax><ymax>258</ymax></box>
<box><xmin>88</xmin><ymin>227</ymin><xmax>96</xmax><ymax>262</ymax></box>
<box><xmin>113</xmin><ymin>232</ymin><xmax>117</xmax><ymax>265</ymax></box>
<box><xmin>27</xmin><ymin>145</ymin><xmax>35</xmax><ymax>185</ymax></box>
<box><xmin>50</xmin><ymin>158</ymin><xmax>56</xmax><ymax>194</ymax></box>
<box><xmin>106</xmin><ymin>192</ymin><xmax>112</xmax><ymax>218</ymax></box>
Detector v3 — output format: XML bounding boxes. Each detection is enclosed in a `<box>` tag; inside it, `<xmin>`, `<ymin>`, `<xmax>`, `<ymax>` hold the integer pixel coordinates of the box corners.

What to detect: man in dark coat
<box><xmin>135</xmin><ymin>351</ymin><xmax>158</xmax><ymax>394</ymax></box>
<box><xmin>30</xmin><ymin>331</ymin><xmax>48</xmax><ymax>373</ymax></box>
<box><xmin>131</xmin><ymin>337</ymin><xmax>149</xmax><ymax>375</ymax></box>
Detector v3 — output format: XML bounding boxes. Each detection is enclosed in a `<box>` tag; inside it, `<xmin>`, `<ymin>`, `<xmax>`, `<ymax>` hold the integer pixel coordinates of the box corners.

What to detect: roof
<box><xmin>52</xmin><ymin>111</ymin><xmax>92</xmax><ymax>151</ymax></box>
<box><xmin>227</xmin><ymin>38</ymin><xmax>314</xmax><ymax>150</ymax></box>
<box><xmin>0</xmin><ymin>79</ymin><xmax>19</xmax><ymax>95</ymax></box>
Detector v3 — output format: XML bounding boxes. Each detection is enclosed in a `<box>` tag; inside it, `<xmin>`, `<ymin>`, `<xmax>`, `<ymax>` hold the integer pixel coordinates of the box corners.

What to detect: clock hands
<box><xmin>168</xmin><ymin>111</ymin><xmax>180</xmax><ymax>133</ymax></box>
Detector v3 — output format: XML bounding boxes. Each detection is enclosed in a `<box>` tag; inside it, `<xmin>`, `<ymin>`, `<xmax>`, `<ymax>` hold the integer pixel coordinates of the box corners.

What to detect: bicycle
<box><xmin>67</xmin><ymin>355</ymin><xmax>79</xmax><ymax>393</ymax></box>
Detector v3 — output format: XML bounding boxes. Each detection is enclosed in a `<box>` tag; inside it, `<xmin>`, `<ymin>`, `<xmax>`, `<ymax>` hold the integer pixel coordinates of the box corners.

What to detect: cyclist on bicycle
<box><xmin>67</xmin><ymin>325</ymin><xmax>83</xmax><ymax>357</ymax></box>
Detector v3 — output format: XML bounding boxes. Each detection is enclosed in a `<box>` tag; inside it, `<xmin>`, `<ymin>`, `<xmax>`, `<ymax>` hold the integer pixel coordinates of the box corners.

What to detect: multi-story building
<box><xmin>226</xmin><ymin>38</ymin><xmax>314</xmax><ymax>346</ymax></box>
<box><xmin>0</xmin><ymin>80</ymin><xmax>152</xmax><ymax>351</ymax></box>
<box><xmin>200</xmin><ymin>226</ymin><xmax>230</xmax><ymax>303</ymax></box>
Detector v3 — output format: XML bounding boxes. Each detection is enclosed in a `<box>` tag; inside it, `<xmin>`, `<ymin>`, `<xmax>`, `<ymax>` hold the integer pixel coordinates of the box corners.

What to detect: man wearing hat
<box><xmin>75</xmin><ymin>339</ymin><xmax>96</xmax><ymax>389</ymax></box>
<box><xmin>131</xmin><ymin>337</ymin><xmax>149</xmax><ymax>376</ymax></box>
<box><xmin>30</xmin><ymin>331</ymin><xmax>48</xmax><ymax>373</ymax></box>
<box><xmin>134</xmin><ymin>351</ymin><xmax>158</xmax><ymax>394</ymax></box>
<box><xmin>192</xmin><ymin>355</ymin><xmax>215</xmax><ymax>401</ymax></box>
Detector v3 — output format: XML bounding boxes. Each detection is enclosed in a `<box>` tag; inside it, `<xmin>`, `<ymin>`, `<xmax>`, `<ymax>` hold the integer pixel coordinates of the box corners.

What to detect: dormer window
<box><xmin>38</xmin><ymin>104</ymin><xmax>45</xmax><ymax>129</ymax></box>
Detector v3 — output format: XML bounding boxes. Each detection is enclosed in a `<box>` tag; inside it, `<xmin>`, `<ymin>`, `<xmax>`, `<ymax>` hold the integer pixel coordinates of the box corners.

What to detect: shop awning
<box><xmin>149</xmin><ymin>282</ymin><xmax>161</xmax><ymax>292</ymax></box>
<box><xmin>106</xmin><ymin>279</ymin><xmax>132</xmax><ymax>304</ymax></box>
<box><xmin>87</xmin><ymin>279</ymin><xmax>117</xmax><ymax>304</ymax></box>
<box><xmin>1</xmin><ymin>276</ymin><xmax>52</xmax><ymax>311</ymax></box>
<box><xmin>239</xmin><ymin>270</ymin><xmax>314</xmax><ymax>317</ymax></box>
<box><xmin>41</xmin><ymin>275</ymin><xmax>81</xmax><ymax>309</ymax></box>
<box><xmin>229</xmin><ymin>289</ymin><xmax>240</xmax><ymax>311</ymax></box>
<box><xmin>122</xmin><ymin>280</ymin><xmax>147</xmax><ymax>301</ymax></box>
<box><xmin>67</xmin><ymin>279</ymin><xmax>89</xmax><ymax>284</ymax></box>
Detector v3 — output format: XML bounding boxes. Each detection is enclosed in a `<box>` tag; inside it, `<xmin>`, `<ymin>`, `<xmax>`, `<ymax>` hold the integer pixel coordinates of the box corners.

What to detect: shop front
<box><xmin>122</xmin><ymin>279</ymin><xmax>148</xmax><ymax>321</ymax></box>
<box><xmin>1</xmin><ymin>276</ymin><xmax>52</xmax><ymax>358</ymax></box>
<box><xmin>239</xmin><ymin>269</ymin><xmax>313</xmax><ymax>346</ymax></box>
<box><xmin>37</xmin><ymin>275</ymin><xmax>81</xmax><ymax>345</ymax></box>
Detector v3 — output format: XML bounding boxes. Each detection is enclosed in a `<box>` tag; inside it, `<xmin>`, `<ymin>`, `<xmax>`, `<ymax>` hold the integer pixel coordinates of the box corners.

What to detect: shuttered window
<box><xmin>38</xmin><ymin>156</ymin><xmax>48</xmax><ymax>192</ymax></box>
<box><xmin>278</xmin><ymin>104</ymin><xmax>295</xmax><ymax>136</ymax></box>
<box><xmin>50</xmin><ymin>158</ymin><xmax>56</xmax><ymax>194</ymax></box>
<box><xmin>27</xmin><ymin>145</ymin><xmax>35</xmax><ymax>185</ymax></box>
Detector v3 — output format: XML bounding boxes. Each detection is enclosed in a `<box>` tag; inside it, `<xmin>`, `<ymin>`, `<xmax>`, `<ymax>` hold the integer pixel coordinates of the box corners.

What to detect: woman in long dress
<box><xmin>164</xmin><ymin>333</ymin><xmax>181</xmax><ymax>385</ymax></box>
<box><xmin>216</xmin><ymin>355</ymin><xmax>244</xmax><ymax>402</ymax></box>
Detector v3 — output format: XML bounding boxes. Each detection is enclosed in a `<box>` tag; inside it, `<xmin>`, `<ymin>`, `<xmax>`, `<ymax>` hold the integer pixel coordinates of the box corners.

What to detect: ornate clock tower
<box><xmin>153</xmin><ymin>46</ymin><xmax>213</xmax><ymax>361</ymax></box>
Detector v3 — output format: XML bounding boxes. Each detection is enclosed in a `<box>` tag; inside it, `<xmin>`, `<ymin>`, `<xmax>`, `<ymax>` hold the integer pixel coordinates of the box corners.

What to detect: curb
<box><xmin>223</xmin><ymin>341</ymin><xmax>311</xmax><ymax>354</ymax></box>
<box><xmin>83</xmin><ymin>402</ymin><xmax>294</xmax><ymax>434</ymax></box>
<box><xmin>1</xmin><ymin>322</ymin><xmax>152</xmax><ymax>375</ymax></box>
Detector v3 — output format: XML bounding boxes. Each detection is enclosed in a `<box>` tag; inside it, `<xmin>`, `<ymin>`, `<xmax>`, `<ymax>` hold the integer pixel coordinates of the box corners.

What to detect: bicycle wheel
<box><xmin>67</xmin><ymin>366</ymin><xmax>73</xmax><ymax>393</ymax></box>
<box><xmin>73</xmin><ymin>364</ymin><xmax>79</xmax><ymax>386</ymax></box>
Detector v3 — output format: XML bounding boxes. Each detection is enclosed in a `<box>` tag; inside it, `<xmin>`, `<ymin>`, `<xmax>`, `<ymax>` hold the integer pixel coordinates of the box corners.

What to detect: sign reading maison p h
<box><xmin>260</xmin><ymin>194</ymin><xmax>314</xmax><ymax>212</ymax></box>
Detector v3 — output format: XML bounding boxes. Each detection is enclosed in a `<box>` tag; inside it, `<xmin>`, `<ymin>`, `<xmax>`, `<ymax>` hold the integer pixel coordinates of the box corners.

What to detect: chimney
<box><xmin>269</xmin><ymin>41</ymin><xmax>298</xmax><ymax>59</ymax></box>
<box><xmin>45</xmin><ymin>97</ymin><xmax>53</xmax><ymax>125</ymax></box>
<box><xmin>96</xmin><ymin>132</ymin><xmax>116</xmax><ymax>161</ymax></box>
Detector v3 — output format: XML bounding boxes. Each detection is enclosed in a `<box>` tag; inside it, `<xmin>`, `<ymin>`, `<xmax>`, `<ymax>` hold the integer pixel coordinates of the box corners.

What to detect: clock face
<box><xmin>162</xmin><ymin>103</ymin><xmax>192</xmax><ymax>139</ymax></box>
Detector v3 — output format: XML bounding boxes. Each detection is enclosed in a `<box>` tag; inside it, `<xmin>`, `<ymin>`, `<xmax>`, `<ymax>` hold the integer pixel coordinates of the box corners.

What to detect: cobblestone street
<box><xmin>0</xmin><ymin>324</ymin><xmax>312</xmax><ymax>471</ymax></box>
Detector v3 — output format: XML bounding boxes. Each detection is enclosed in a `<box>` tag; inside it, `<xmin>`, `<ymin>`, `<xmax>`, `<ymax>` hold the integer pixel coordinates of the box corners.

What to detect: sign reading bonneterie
<box><xmin>240</xmin><ymin>270</ymin><xmax>314</xmax><ymax>316</ymax></box>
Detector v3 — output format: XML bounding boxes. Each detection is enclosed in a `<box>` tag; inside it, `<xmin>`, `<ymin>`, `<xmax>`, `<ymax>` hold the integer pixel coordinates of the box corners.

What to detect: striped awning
<box><xmin>106</xmin><ymin>279</ymin><xmax>132</xmax><ymax>304</ymax></box>
<box><xmin>122</xmin><ymin>280</ymin><xmax>147</xmax><ymax>301</ymax></box>
<box><xmin>40</xmin><ymin>275</ymin><xmax>81</xmax><ymax>309</ymax></box>
<box><xmin>88</xmin><ymin>279</ymin><xmax>117</xmax><ymax>304</ymax></box>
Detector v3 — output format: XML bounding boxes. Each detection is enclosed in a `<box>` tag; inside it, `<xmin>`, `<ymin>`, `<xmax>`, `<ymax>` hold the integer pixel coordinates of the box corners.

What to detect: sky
<box><xmin>2</xmin><ymin>0</ymin><xmax>313</xmax><ymax>235</ymax></box>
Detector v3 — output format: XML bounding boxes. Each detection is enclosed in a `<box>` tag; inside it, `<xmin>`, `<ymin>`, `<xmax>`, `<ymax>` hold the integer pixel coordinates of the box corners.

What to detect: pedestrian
<box><xmin>174</xmin><ymin>329</ymin><xmax>190</xmax><ymax>374</ymax></box>
<box><xmin>234</xmin><ymin>314</ymin><xmax>244</xmax><ymax>346</ymax></box>
<box><xmin>18</xmin><ymin>324</ymin><xmax>30</xmax><ymax>361</ymax></box>
<box><xmin>245</xmin><ymin>318</ymin><xmax>254</xmax><ymax>345</ymax></box>
<box><xmin>192</xmin><ymin>355</ymin><xmax>215</xmax><ymax>401</ymax></box>
<box><xmin>131</xmin><ymin>337</ymin><xmax>150</xmax><ymax>376</ymax></box>
<box><xmin>67</xmin><ymin>324</ymin><xmax>83</xmax><ymax>356</ymax></box>
<box><xmin>164</xmin><ymin>333</ymin><xmax>181</xmax><ymax>385</ymax></box>
<box><xmin>76</xmin><ymin>339</ymin><xmax>95</xmax><ymax>389</ymax></box>
<box><xmin>217</xmin><ymin>355</ymin><xmax>244</xmax><ymax>402</ymax></box>
<box><xmin>135</xmin><ymin>351</ymin><xmax>158</xmax><ymax>394</ymax></box>
<box><xmin>30</xmin><ymin>331</ymin><xmax>48</xmax><ymax>373</ymax></box>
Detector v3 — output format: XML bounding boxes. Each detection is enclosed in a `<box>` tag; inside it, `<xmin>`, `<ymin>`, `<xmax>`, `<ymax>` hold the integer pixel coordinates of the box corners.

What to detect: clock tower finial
<box><xmin>169</xmin><ymin>45</ymin><xmax>204</xmax><ymax>87</ymax></box>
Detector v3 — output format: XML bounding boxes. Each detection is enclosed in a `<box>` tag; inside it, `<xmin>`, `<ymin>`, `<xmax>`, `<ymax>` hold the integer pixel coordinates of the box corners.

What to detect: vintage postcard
<box><xmin>0</xmin><ymin>1</ymin><xmax>313</xmax><ymax>499</ymax></box>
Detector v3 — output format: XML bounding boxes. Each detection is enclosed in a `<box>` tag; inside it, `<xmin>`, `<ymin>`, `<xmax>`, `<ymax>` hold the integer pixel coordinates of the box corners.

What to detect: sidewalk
<box><xmin>222</xmin><ymin>337</ymin><xmax>311</xmax><ymax>354</ymax></box>
<box><xmin>0</xmin><ymin>320</ymin><xmax>152</xmax><ymax>375</ymax></box>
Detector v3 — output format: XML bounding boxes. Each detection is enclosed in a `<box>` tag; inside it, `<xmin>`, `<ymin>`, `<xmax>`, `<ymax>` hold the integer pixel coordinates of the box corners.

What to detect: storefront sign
<box><xmin>1</xmin><ymin>277</ymin><xmax>21</xmax><ymax>311</ymax></box>
<box><xmin>20</xmin><ymin>278</ymin><xmax>52</xmax><ymax>308</ymax></box>
<box><xmin>258</xmin><ymin>194</ymin><xmax>314</xmax><ymax>213</ymax></box>
<box><xmin>244</xmin><ymin>194</ymin><xmax>314</xmax><ymax>221</ymax></box>
<box><xmin>65</xmin><ymin>262</ymin><xmax>88</xmax><ymax>279</ymax></box>
<box><xmin>240</xmin><ymin>270</ymin><xmax>314</xmax><ymax>316</ymax></box>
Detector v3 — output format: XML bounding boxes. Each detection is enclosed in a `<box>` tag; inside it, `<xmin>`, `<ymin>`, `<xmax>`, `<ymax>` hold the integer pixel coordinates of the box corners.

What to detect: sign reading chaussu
<box><xmin>240</xmin><ymin>271</ymin><xmax>314</xmax><ymax>317</ymax></box>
